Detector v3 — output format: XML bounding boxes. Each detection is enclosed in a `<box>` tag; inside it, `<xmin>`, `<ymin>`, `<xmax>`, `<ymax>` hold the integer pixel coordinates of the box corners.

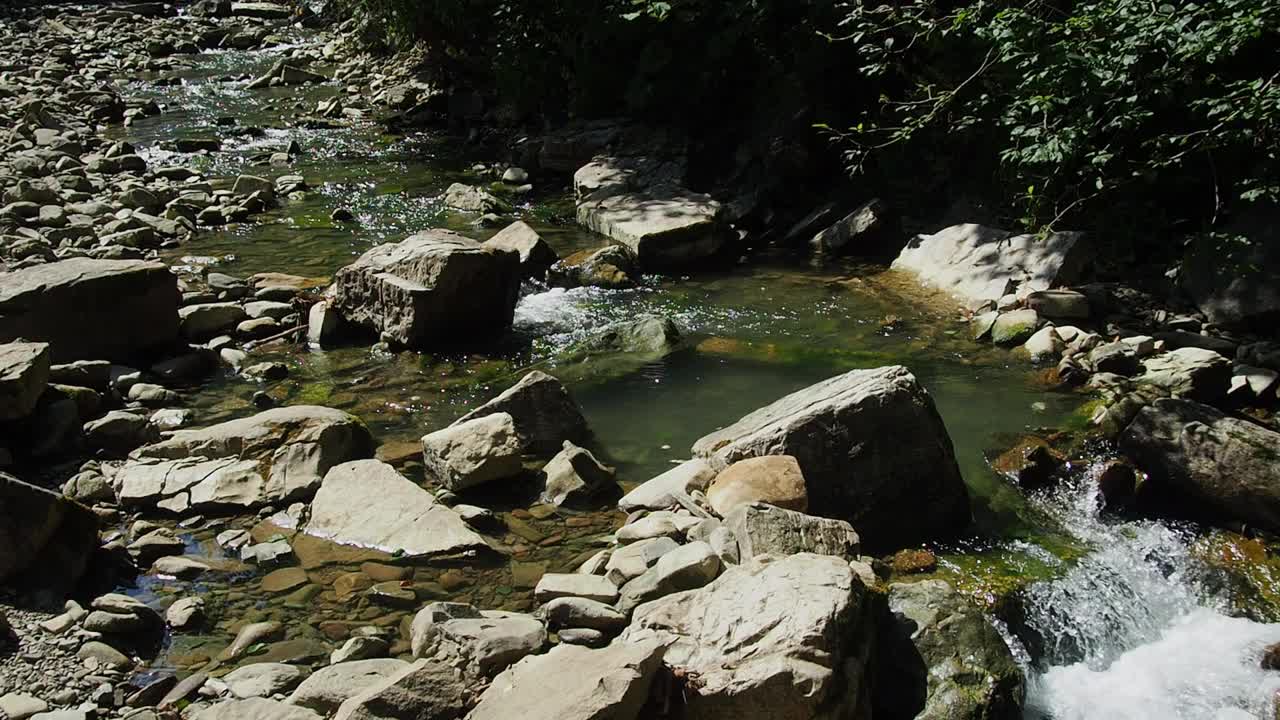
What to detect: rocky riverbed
<box><xmin>2</xmin><ymin>3</ymin><xmax>1280</xmax><ymax>720</ymax></box>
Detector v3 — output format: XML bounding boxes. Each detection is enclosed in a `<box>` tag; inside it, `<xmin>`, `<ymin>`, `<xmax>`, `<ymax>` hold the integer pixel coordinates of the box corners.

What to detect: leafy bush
<box><xmin>825</xmin><ymin>0</ymin><xmax>1280</xmax><ymax>234</ymax></box>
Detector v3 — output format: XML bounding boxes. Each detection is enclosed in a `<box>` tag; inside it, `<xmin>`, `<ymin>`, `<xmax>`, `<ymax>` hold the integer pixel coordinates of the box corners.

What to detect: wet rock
<box><xmin>194</xmin><ymin>698</ymin><xmax>321</xmax><ymax>720</ymax></box>
<box><xmin>1096</xmin><ymin>461</ymin><xmax>1138</xmax><ymax>513</ymax></box>
<box><xmin>421</xmin><ymin>413</ymin><xmax>523</xmax><ymax>492</ymax></box>
<box><xmin>891</xmin><ymin>224</ymin><xmax>1089</xmax><ymax>304</ymax></box>
<box><xmin>127</xmin><ymin>528</ymin><xmax>185</xmax><ymax>564</ymax></box>
<box><xmin>991</xmin><ymin>309</ymin><xmax>1040</xmax><ymax>346</ymax></box>
<box><xmin>554</xmin><ymin>315</ymin><xmax>682</xmax><ymax>373</ymax></box>
<box><xmin>307</xmin><ymin>301</ymin><xmax>346</xmax><ymax>348</ymax></box>
<box><xmin>151</xmin><ymin>555</ymin><xmax>211</xmax><ymax>579</ymax></box>
<box><xmin>1121</xmin><ymin>398</ymin><xmax>1280</xmax><ymax>533</ymax></box>
<box><xmin>409</xmin><ymin>604</ymin><xmax>546</xmax><ymax>677</ymax></box>
<box><xmin>723</xmin><ymin>502</ymin><xmax>860</xmax><ymax>561</ymax></box>
<box><xmin>623</xmin><ymin>553</ymin><xmax>872</xmax><ymax>718</ymax></box>
<box><xmin>618</xmin><ymin>458</ymin><xmax>718</xmax><ymax>512</ymax></box>
<box><xmin>262</xmin><ymin>567</ymin><xmax>309</xmax><ymax>593</ymax></box>
<box><xmin>306</xmin><ymin>459</ymin><xmax>490</xmax><ymax>559</ymax></box>
<box><xmin>288</xmin><ymin>659</ymin><xmax>410</xmax><ymax>715</ymax></box>
<box><xmin>547</xmin><ymin>244</ymin><xmax>638</xmax><ymax>289</ymax></box>
<box><xmin>165</xmin><ymin>597</ymin><xmax>205</xmax><ymax>629</ymax></box>
<box><xmin>467</xmin><ymin>639</ymin><xmax>665</xmax><ymax>720</ymax></box>
<box><xmin>0</xmin><ymin>471</ymin><xmax>99</xmax><ymax>593</ymax></box>
<box><xmin>453</xmin><ymin>371</ymin><xmax>590</xmax><ymax>456</ymax></box>
<box><xmin>484</xmin><ymin>221</ymin><xmax>557</xmax><ymax>279</ymax></box>
<box><xmin>692</xmin><ymin>366</ymin><xmax>969</xmax><ymax>549</ymax></box>
<box><xmin>891</xmin><ymin>548</ymin><xmax>938</xmax><ymax>574</ymax></box>
<box><xmin>116</xmin><ymin>405</ymin><xmax>373</xmax><ymax>514</ymax></box>
<box><xmin>218</xmin><ymin>621</ymin><xmax>285</xmax><ymax>663</ymax></box>
<box><xmin>616</xmin><ymin>541</ymin><xmax>722</xmax><ymax>614</ymax></box>
<box><xmin>705</xmin><ymin>455</ymin><xmax>807</xmax><ymax>517</ymax></box>
<box><xmin>539</xmin><ymin>440</ymin><xmax>616</xmax><ymax>506</ymax></box>
<box><xmin>226</xmin><ymin>663</ymin><xmax>309</xmax><ymax>699</ymax></box>
<box><xmin>873</xmin><ymin>580</ymin><xmax>1024</xmax><ymax>720</ymax></box>
<box><xmin>0</xmin><ymin>341</ymin><xmax>50</xmax><ymax>421</ymax></box>
<box><xmin>331</xmin><ymin>230</ymin><xmax>520</xmax><ymax>349</ymax></box>
<box><xmin>0</xmin><ymin>259</ymin><xmax>180</xmax><ymax>362</ymax></box>
<box><xmin>332</xmin><ymin>658</ymin><xmax>469</xmax><ymax>720</ymax></box>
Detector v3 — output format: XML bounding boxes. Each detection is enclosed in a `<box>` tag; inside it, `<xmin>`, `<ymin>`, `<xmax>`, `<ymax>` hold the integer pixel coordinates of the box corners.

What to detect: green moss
<box><xmin>297</xmin><ymin>382</ymin><xmax>334</xmax><ymax>405</ymax></box>
<box><xmin>1195</xmin><ymin>532</ymin><xmax>1280</xmax><ymax>622</ymax></box>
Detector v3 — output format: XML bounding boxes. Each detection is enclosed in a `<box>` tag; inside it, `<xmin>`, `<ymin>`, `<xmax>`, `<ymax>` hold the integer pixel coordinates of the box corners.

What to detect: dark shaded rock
<box><xmin>0</xmin><ymin>471</ymin><xmax>99</xmax><ymax>594</ymax></box>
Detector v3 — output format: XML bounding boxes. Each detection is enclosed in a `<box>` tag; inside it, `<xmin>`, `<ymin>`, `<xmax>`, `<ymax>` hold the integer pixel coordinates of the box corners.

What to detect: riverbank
<box><xmin>1</xmin><ymin>3</ymin><xmax>1279</xmax><ymax>720</ymax></box>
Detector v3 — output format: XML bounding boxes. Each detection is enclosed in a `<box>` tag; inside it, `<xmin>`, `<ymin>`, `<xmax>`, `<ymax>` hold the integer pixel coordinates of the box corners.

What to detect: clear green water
<box><xmin>116</xmin><ymin>38</ymin><xmax>1095</xmax><ymax>673</ymax></box>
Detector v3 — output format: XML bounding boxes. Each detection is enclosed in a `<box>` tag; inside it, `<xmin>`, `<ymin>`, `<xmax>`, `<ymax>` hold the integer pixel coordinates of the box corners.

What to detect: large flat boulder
<box><xmin>723</xmin><ymin>502</ymin><xmax>861</xmax><ymax>561</ymax></box>
<box><xmin>891</xmin><ymin>224</ymin><xmax>1088</xmax><ymax>304</ymax></box>
<box><xmin>691</xmin><ymin>366</ymin><xmax>969</xmax><ymax>549</ymax></box>
<box><xmin>576</xmin><ymin>191</ymin><xmax>730</xmax><ymax>268</ymax></box>
<box><xmin>622</xmin><ymin>553</ymin><xmax>874</xmax><ymax>719</ymax></box>
<box><xmin>0</xmin><ymin>472</ymin><xmax>100</xmax><ymax>594</ymax></box>
<box><xmin>288</xmin><ymin>659</ymin><xmax>410</xmax><ymax>715</ymax></box>
<box><xmin>873</xmin><ymin>580</ymin><xmax>1024</xmax><ymax>720</ymax></box>
<box><xmin>116</xmin><ymin>406</ymin><xmax>373</xmax><ymax>514</ymax></box>
<box><xmin>409</xmin><ymin>604</ymin><xmax>545</xmax><ymax>677</ymax></box>
<box><xmin>0</xmin><ymin>341</ymin><xmax>50</xmax><ymax>421</ymax></box>
<box><xmin>332</xmin><ymin>658</ymin><xmax>470</xmax><ymax>720</ymax></box>
<box><xmin>467</xmin><ymin>639</ymin><xmax>666</xmax><ymax>720</ymax></box>
<box><xmin>1120</xmin><ymin>398</ymin><xmax>1280</xmax><ymax>533</ymax></box>
<box><xmin>0</xmin><ymin>258</ymin><xmax>180</xmax><ymax>362</ymax></box>
<box><xmin>330</xmin><ymin>230</ymin><xmax>520</xmax><ymax>349</ymax></box>
<box><xmin>306</xmin><ymin>460</ymin><xmax>491</xmax><ymax>559</ymax></box>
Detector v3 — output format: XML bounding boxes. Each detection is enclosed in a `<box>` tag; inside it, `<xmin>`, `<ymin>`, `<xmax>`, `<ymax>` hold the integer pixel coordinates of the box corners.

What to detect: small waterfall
<box><xmin>1018</xmin><ymin>464</ymin><xmax>1280</xmax><ymax>719</ymax></box>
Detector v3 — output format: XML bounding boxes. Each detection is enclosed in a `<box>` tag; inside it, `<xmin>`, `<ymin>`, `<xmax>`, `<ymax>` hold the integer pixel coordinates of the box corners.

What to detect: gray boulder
<box><xmin>116</xmin><ymin>406</ymin><xmax>373</xmax><ymax>514</ymax></box>
<box><xmin>1120</xmin><ymin>398</ymin><xmax>1280</xmax><ymax>533</ymax></box>
<box><xmin>225</xmin><ymin>664</ymin><xmax>309</xmax><ymax>699</ymax></box>
<box><xmin>617</xmin><ymin>459</ymin><xmax>717</xmax><ymax>512</ymax></box>
<box><xmin>1135</xmin><ymin>347</ymin><xmax>1232</xmax><ymax>404</ymax></box>
<box><xmin>0</xmin><ymin>472</ymin><xmax>99</xmax><ymax>593</ymax></box>
<box><xmin>539</xmin><ymin>440</ymin><xmax>616</xmax><ymax>506</ymax></box>
<box><xmin>809</xmin><ymin>198</ymin><xmax>898</xmax><ymax>257</ymax></box>
<box><xmin>288</xmin><ymin>659</ymin><xmax>410</xmax><ymax>715</ymax></box>
<box><xmin>331</xmin><ymin>230</ymin><xmax>520</xmax><ymax>349</ymax></box>
<box><xmin>691</xmin><ymin>366</ymin><xmax>969</xmax><ymax>549</ymax></box>
<box><xmin>484</xmin><ymin>221</ymin><xmax>557</xmax><ymax>279</ymax></box>
<box><xmin>467</xmin><ymin>639</ymin><xmax>665</xmax><ymax>720</ymax></box>
<box><xmin>616</xmin><ymin>541</ymin><xmax>722</xmax><ymax>614</ymax></box>
<box><xmin>0</xmin><ymin>259</ymin><xmax>180</xmax><ymax>362</ymax></box>
<box><xmin>332</xmin><ymin>658</ymin><xmax>470</xmax><ymax>720</ymax></box>
<box><xmin>874</xmin><ymin>580</ymin><xmax>1024</xmax><ymax>720</ymax></box>
<box><xmin>891</xmin><ymin>224</ymin><xmax>1088</xmax><ymax>304</ymax></box>
<box><xmin>0</xmin><ymin>341</ymin><xmax>49</xmax><ymax>421</ymax></box>
<box><xmin>623</xmin><ymin>553</ymin><xmax>874</xmax><ymax>719</ymax></box>
<box><xmin>577</xmin><ymin>190</ymin><xmax>730</xmax><ymax>268</ymax></box>
<box><xmin>194</xmin><ymin>698</ymin><xmax>321</xmax><ymax>720</ymax></box>
<box><xmin>452</xmin><ymin>371</ymin><xmax>590</xmax><ymax>456</ymax></box>
<box><xmin>409</xmin><ymin>604</ymin><xmax>545</xmax><ymax>678</ymax></box>
<box><xmin>306</xmin><ymin>460</ymin><xmax>490</xmax><ymax>560</ymax></box>
<box><xmin>723</xmin><ymin>502</ymin><xmax>861</xmax><ymax>561</ymax></box>
<box><xmin>421</xmin><ymin>413</ymin><xmax>523</xmax><ymax>492</ymax></box>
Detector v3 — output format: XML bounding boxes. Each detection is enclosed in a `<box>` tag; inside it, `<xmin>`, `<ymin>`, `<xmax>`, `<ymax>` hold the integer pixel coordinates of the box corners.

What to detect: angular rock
<box><xmin>534</xmin><ymin>573</ymin><xmax>620</xmax><ymax>605</ymax></box>
<box><xmin>577</xmin><ymin>188</ymin><xmax>729</xmax><ymax>269</ymax></box>
<box><xmin>617</xmin><ymin>459</ymin><xmax>717</xmax><ymax>512</ymax></box>
<box><xmin>288</xmin><ymin>659</ymin><xmax>410</xmax><ymax>715</ymax></box>
<box><xmin>332</xmin><ymin>658</ymin><xmax>469</xmax><ymax>720</ymax></box>
<box><xmin>331</xmin><ymin>230</ymin><xmax>520</xmax><ymax>348</ymax></box>
<box><xmin>0</xmin><ymin>341</ymin><xmax>50</xmax><ymax>421</ymax></box>
<box><xmin>467</xmin><ymin>639</ymin><xmax>665</xmax><ymax>720</ymax></box>
<box><xmin>724</xmin><ymin>502</ymin><xmax>861</xmax><ymax>561</ymax></box>
<box><xmin>1023</xmin><ymin>326</ymin><xmax>1065</xmax><ymax>364</ymax></box>
<box><xmin>117</xmin><ymin>406</ymin><xmax>373</xmax><ymax>514</ymax></box>
<box><xmin>452</xmin><ymin>371</ymin><xmax>590</xmax><ymax>456</ymax></box>
<box><xmin>484</xmin><ymin>221</ymin><xmax>557</xmax><ymax>279</ymax></box>
<box><xmin>539</xmin><ymin>597</ymin><xmax>628</xmax><ymax>632</ymax></box>
<box><xmin>1120</xmin><ymin>398</ymin><xmax>1280</xmax><ymax>533</ymax></box>
<box><xmin>539</xmin><ymin>440</ymin><xmax>616</xmax><ymax>506</ymax></box>
<box><xmin>624</xmin><ymin>553</ymin><xmax>873</xmax><ymax>718</ymax></box>
<box><xmin>226</xmin><ymin>663</ymin><xmax>309</xmax><ymax>699</ymax></box>
<box><xmin>809</xmin><ymin>198</ymin><xmax>898</xmax><ymax>257</ymax></box>
<box><xmin>166</xmin><ymin>597</ymin><xmax>205</xmax><ymax>629</ymax></box>
<box><xmin>692</xmin><ymin>366</ymin><xmax>969</xmax><ymax>549</ymax></box>
<box><xmin>705</xmin><ymin>455</ymin><xmax>807</xmax><ymax>517</ymax></box>
<box><xmin>547</xmin><ymin>245</ymin><xmax>637</xmax><ymax>289</ymax></box>
<box><xmin>180</xmin><ymin>303</ymin><xmax>247</xmax><ymax>340</ymax></box>
<box><xmin>604</xmin><ymin>536</ymin><xmax>680</xmax><ymax>586</ymax></box>
<box><xmin>0</xmin><ymin>472</ymin><xmax>99</xmax><ymax>593</ymax></box>
<box><xmin>991</xmin><ymin>309</ymin><xmax>1040</xmax><ymax>346</ymax></box>
<box><xmin>194</xmin><ymin>698</ymin><xmax>321</xmax><ymax>720</ymax></box>
<box><xmin>874</xmin><ymin>580</ymin><xmax>1024</xmax><ymax>720</ymax></box>
<box><xmin>421</xmin><ymin>413</ymin><xmax>523</xmax><ymax>492</ymax></box>
<box><xmin>1136</xmin><ymin>347</ymin><xmax>1231</xmax><ymax>404</ymax></box>
<box><xmin>409</xmin><ymin>605</ymin><xmax>545</xmax><ymax>677</ymax></box>
<box><xmin>443</xmin><ymin>183</ymin><xmax>508</xmax><ymax>214</ymax></box>
<box><xmin>306</xmin><ymin>460</ymin><xmax>490</xmax><ymax>559</ymax></box>
<box><xmin>616</xmin><ymin>541</ymin><xmax>722</xmax><ymax>614</ymax></box>
<box><xmin>0</xmin><ymin>259</ymin><xmax>180</xmax><ymax>362</ymax></box>
<box><xmin>84</xmin><ymin>410</ymin><xmax>157</xmax><ymax>455</ymax></box>
<box><xmin>891</xmin><ymin>224</ymin><xmax>1088</xmax><ymax>304</ymax></box>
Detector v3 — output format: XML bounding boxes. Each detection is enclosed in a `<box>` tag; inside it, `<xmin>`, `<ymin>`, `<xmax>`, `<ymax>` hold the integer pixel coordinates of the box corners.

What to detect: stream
<box><xmin>112</xmin><ymin>28</ymin><xmax>1280</xmax><ymax>719</ymax></box>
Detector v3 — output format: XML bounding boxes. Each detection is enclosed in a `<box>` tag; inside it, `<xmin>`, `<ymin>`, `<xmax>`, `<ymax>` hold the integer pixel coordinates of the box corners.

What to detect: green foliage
<box><xmin>826</xmin><ymin>0</ymin><xmax>1280</xmax><ymax>232</ymax></box>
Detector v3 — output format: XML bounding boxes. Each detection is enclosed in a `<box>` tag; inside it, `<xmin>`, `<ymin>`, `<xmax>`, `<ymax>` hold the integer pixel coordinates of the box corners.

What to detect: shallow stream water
<box><xmin>112</xmin><ymin>33</ymin><xmax>1280</xmax><ymax>718</ymax></box>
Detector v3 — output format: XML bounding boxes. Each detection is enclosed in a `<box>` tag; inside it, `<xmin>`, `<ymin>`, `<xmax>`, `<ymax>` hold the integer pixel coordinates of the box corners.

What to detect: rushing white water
<box><xmin>1020</xmin><ymin>464</ymin><xmax>1280</xmax><ymax>719</ymax></box>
